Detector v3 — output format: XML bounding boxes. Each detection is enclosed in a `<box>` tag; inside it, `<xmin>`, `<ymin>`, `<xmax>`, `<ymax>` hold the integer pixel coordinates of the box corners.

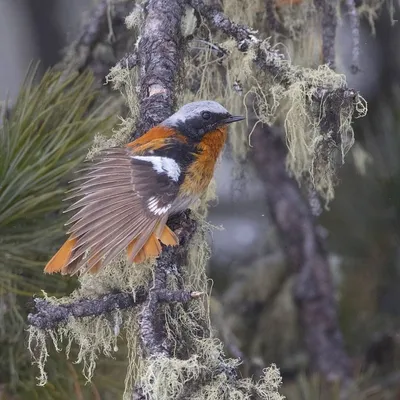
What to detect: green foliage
<box><xmin>0</xmin><ymin>65</ymin><xmax>118</xmax><ymax>398</ymax></box>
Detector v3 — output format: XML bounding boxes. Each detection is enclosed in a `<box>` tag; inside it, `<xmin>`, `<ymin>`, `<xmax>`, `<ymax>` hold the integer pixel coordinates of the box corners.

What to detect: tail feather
<box><xmin>158</xmin><ymin>225</ymin><xmax>178</xmax><ymax>246</ymax></box>
<box><xmin>127</xmin><ymin>225</ymin><xmax>178</xmax><ymax>264</ymax></box>
<box><xmin>44</xmin><ymin>225</ymin><xmax>179</xmax><ymax>274</ymax></box>
<box><xmin>142</xmin><ymin>234</ymin><xmax>162</xmax><ymax>259</ymax></box>
<box><xmin>44</xmin><ymin>237</ymin><xmax>77</xmax><ymax>274</ymax></box>
<box><xmin>134</xmin><ymin>247</ymin><xmax>146</xmax><ymax>264</ymax></box>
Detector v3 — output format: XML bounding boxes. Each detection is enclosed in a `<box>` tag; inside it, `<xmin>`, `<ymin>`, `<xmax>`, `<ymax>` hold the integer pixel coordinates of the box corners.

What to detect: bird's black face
<box><xmin>180</xmin><ymin>111</ymin><xmax>244</xmax><ymax>140</ymax></box>
<box><xmin>162</xmin><ymin>101</ymin><xmax>245</xmax><ymax>142</ymax></box>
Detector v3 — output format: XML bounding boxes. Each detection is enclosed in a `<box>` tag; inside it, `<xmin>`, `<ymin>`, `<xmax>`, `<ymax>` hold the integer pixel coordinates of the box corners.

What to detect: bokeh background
<box><xmin>1</xmin><ymin>0</ymin><xmax>400</xmax><ymax>398</ymax></box>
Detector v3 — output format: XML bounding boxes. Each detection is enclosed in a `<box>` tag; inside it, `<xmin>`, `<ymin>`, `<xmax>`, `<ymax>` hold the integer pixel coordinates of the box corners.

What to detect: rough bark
<box><xmin>129</xmin><ymin>0</ymin><xmax>193</xmax><ymax>360</ymax></box>
<box><xmin>132</xmin><ymin>0</ymin><xmax>186</xmax><ymax>139</ymax></box>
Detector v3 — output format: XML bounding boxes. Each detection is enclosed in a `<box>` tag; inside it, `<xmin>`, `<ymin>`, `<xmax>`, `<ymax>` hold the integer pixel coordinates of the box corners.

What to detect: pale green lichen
<box><xmin>194</xmin><ymin>0</ymin><xmax>369</xmax><ymax>204</ymax></box>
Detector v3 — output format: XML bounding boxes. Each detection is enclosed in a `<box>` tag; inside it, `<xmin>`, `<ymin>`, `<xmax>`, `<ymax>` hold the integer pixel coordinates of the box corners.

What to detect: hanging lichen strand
<box><xmin>185</xmin><ymin>0</ymin><xmax>368</xmax><ymax>206</ymax></box>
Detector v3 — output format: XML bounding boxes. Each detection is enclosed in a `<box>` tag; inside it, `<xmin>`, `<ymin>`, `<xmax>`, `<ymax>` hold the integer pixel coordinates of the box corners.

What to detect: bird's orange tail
<box><xmin>44</xmin><ymin>226</ymin><xmax>179</xmax><ymax>275</ymax></box>
<box><xmin>44</xmin><ymin>237</ymin><xmax>77</xmax><ymax>274</ymax></box>
<box><xmin>127</xmin><ymin>225</ymin><xmax>178</xmax><ymax>264</ymax></box>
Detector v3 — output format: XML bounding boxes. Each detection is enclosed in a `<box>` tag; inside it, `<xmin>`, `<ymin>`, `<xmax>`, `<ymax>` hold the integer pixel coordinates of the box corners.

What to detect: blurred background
<box><xmin>1</xmin><ymin>0</ymin><xmax>400</xmax><ymax>399</ymax></box>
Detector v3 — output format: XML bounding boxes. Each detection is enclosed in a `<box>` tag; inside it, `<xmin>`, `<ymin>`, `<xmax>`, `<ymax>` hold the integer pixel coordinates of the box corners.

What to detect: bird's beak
<box><xmin>223</xmin><ymin>115</ymin><xmax>245</xmax><ymax>124</ymax></box>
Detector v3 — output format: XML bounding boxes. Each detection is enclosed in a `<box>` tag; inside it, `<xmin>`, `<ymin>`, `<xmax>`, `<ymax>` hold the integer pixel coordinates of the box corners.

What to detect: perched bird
<box><xmin>44</xmin><ymin>101</ymin><xmax>244</xmax><ymax>275</ymax></box>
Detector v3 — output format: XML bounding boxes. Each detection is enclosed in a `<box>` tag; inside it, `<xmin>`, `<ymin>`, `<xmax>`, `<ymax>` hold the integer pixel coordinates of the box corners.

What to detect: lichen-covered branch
<box><xmin>191</xmin><ymin>0</ymin><xmax>367</xmax><ymax>208</ymax></box>
<box><xmin>189</xmin><ymin>0</ymin><xmax>260</xmax><ymax>49</ymax></box>
<box><xmin>27</xmin><ymin>286</ymin><xmax>200</xmax><ymax>331</ymax></box>
<box><xmin>250</xmin><ymin>119</ymin><xmax>352</xmax><ymax>388</ymax></box>
<box><xmin>132</xmin><ymin>0</ymin><xmax>186</xmax><ymax>139</ymax></box>
<box><xmin>28</xmin><ymin>290</ymin><xmax>146</xmax><ymax>330</ymax></box>
<box><xmin>138</xmin><ymin>252</ymin><xmax>204</xmax><ymax>357</ymax></box>
<box><xmin>189</xmin><ymin>0</ymin><xmax>356</xmax><ymax>93</ymax></box>
<box><xmin>128</xmin><ymin>0</ymin><xmax>190</xmax><ymax>363</ymax></box>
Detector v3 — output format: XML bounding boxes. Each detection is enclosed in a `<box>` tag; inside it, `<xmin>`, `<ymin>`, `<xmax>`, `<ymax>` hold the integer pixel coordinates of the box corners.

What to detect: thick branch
<box><xmin>132</xmin><ymin>0</ymin><xmax>186</xmax><ymax>139</ymax></box>
<box><xmin>128</xmin><ymin>0</ymin><xmax>189</xmax><ymax>361</ymax></box>
<box><xmin>250</xmin><ymin>120</ymin><xmax>352</xmax><ymax>386</ymax></box>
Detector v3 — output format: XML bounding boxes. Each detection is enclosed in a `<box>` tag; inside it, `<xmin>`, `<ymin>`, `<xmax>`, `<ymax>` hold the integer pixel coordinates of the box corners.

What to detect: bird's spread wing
<box><xmin>55</xmin><ymin>146</ymin><xmax>182</xmax><ymax>274</ymax></box>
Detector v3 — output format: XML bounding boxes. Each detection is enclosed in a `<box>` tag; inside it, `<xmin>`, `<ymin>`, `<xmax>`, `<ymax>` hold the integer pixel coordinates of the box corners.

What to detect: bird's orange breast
<box><xmin>180</xmin><ymin>126</ymin><xmax>227</xmax><ymax>196</ymax></box>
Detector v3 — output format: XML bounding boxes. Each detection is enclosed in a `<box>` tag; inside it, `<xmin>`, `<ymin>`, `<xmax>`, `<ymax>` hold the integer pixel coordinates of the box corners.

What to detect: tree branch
<box><xmin>126</xmin><ymin>0</ymin><xmax>191</xmax><ymax>363</ymax></box>
<box><xmin>28</xmin><ymin>290</ymin><xmax>146</xmax><ymax>330</ymax></box>
<box><xmin>345</xmin><ymin>0</ymin><xmax>361</xmax><ymax>73</ymax></box>
<box><xmin>314</xmin><ymin>0</ymin><xmax>338</xmax><ymax>69</ymax></box>
<box><xmin>249</xmin><ymin>119</ymin><xmax>352</xmax><ymax>387</ymax></box>
<box><xmin>132</xmin><ymin>0</ymin><xmax>187</xmax><ymax>140</ymax></box>
<box><xmin>189</xmin><ymin>0</ymin><xmax>357</xmax><ymax>96</ymax></box>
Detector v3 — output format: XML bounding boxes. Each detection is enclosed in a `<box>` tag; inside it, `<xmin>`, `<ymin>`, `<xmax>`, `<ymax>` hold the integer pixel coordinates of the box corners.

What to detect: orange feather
<box><xmin>126</xmin><ymin>225</ymin><xmax>179</xmax><ymax>264</ymax></box>
<box><xmin>180</xmin><ymin>126</ymin><xmax>227</xmax><ymax>196</ymax></box>
<box><xmin>44</xmin><ymin>237</ymin><xmax>77</xmax><ymax>274</ymax></box>
<box><xmin>159</xmin><ymin>225</ymin><xmax>178</xmax><ymax>246</ymax></box>
<box><xmin>126</xmin><ymin>126</ymin><xmax>187</xmax><ymax>153</ymax></box>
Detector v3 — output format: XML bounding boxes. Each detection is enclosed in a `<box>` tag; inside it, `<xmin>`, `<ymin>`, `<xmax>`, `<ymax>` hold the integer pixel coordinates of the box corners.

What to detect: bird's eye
<box><xmin>202</xmin><ymin>111</ymin><xmax>211</xmax><ymax>120</ymax></box>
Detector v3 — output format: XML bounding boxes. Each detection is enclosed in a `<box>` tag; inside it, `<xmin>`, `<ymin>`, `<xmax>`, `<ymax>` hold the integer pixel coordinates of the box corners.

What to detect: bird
<box><xmin>44</xmin><ymin>100</ymin><xmax>244</xmax><ymax>276</ymax></box>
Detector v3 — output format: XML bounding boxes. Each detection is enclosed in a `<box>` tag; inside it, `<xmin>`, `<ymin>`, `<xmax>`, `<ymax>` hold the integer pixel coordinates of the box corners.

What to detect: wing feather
<box><xmin>67</xmin><ymin>200</ymin><xmax>133</xmax><ymax>234</ymax></box>
<box><xmin>60</xmin><ymin>144</ymin><xmax>182</xmax><ymax>274</ymax></box>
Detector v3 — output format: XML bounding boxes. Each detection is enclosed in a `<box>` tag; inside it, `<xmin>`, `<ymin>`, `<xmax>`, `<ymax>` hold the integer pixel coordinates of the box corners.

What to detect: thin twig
<box><xmin>314</xmin><ymin>0</ymin><xmax>338</xmax><ymax>69</ymax></box>
<box><xmin>117</xmin><ymin>52</ymin><xmax>138</xmax><ymax>69</ymax></box>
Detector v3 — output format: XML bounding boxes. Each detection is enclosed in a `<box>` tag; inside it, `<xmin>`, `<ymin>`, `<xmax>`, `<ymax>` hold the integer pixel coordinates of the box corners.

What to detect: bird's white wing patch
<box><xmin>147</xmin><ymin>196</ymin><xmax>172</xmax><ymax>216</ymax></box>
<box><xmin>132</xmin><ymin>156</ymin><xmax>181</xmax><ymax>182</ymax></box>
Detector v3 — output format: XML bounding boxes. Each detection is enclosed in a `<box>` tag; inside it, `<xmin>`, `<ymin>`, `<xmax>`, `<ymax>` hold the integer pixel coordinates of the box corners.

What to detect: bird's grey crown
<box><xmin>162</xmin><ymin>100</ymin><xmax>229</xmax><ymax>127</ymax></box>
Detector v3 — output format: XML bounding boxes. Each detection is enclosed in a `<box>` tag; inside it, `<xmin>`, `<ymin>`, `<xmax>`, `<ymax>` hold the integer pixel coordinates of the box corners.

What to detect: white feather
<box><xmin>132</xmin><ymin>156</ymin><xmax>181</xmax><ymax>182</ymax></box>
<box><xmin>147</xmin><ymin>196</ymin><xmax>172</xmax><ymax>215</ymax></box>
